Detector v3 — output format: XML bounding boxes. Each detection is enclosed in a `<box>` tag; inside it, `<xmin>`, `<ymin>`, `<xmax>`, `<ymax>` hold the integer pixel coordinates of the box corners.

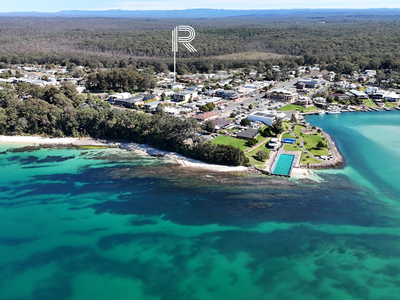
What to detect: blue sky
<box><xmin>1</xmin><ymin>0</ymin><xmax>400</xmax><ymax>12</ymax></box>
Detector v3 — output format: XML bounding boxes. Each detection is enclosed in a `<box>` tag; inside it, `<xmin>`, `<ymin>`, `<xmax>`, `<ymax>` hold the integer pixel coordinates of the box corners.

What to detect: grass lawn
<box><xmin>283</xmin><ymin>144</ymin><xmax>301</xmax><ymax>151</ymax></box>
<box><xmin>294</xmin><ymin>126</ymin><xmax>329</xmax><ymax>156</ymax></box>
<box><xmin>211</xmin><ymin>135</ymin><xmax>249</xmax><ymax>151</ymax></box>
<box><xmin>282</xmin><ymin>133</ymin><xmax>296</xmax><ymax>139</ymax></box>
<box><xmin>300</xmin><ymin>152</ymin><xmax>321</xmax><ymax>165</ymax></box>
<box><xmin>282</xmin><ymin>121</ymin><xmax>292</xmax><ymax>131</ymax></box>
<box><xmin>279</xmin><ymin>104</ymin><xmax>319</xmax><ymax>113</ymax></box>
<box><xmin>363</xmin><ymin>99</ymin><xmax>379</xmax><ymax>108</ymax></box>
<box><xmin>245</xmin><ymin>146</ymin><xmax>271</xmax><ymax>168</ymax></box>
<box><xmin>385</xmin><ymin>102</ymin><xmax>398</xmax><ymax>107</ymax></box>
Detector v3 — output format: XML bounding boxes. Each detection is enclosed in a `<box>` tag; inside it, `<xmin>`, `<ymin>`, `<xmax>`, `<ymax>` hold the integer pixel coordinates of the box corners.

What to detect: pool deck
<box><xmin>268</xmin><ymin>150</ymin><xmax>302</xmax><ymax>177</ymax></box>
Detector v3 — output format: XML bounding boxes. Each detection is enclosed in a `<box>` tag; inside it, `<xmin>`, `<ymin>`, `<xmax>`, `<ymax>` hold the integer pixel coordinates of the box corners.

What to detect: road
<box><xmin>211</xmin><ymin>78</ymin><xmax>332</xmax><ymax>119</ymax></box>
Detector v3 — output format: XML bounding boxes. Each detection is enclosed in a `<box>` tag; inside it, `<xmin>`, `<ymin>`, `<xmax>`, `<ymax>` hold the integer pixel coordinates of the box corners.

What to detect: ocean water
<box><xmin>1</xmin><ymin>111</ymin><xmax>400</xmax><ymax>300</ymax></box>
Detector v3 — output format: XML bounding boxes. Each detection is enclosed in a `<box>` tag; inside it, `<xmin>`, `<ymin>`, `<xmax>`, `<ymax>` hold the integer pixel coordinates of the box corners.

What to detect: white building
<box><xmin>247</xmin><ymin>111</ymin><xmax>278</xmax><ymax>126</ymax></box>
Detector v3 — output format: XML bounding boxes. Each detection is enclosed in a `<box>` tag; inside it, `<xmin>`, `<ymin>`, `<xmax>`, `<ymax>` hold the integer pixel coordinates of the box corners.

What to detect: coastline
<box><xmin>0</xmin><ymin>135</ymin><xmax>249</xmax><ymax>173</ymax></box>
<box><xmin>0</xmin><ymin>135</ymin><xmax>322</xmax><ymax>177</ymax></box>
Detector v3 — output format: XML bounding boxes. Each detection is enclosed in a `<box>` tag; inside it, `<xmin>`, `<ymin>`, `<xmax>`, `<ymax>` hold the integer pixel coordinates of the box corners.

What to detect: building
<box><xmin>195</xmin><ymin>112</ymin><xmax>217</xmax><ymax>122</ymax></box>
<box><xmin>248</xmin><ymin>112</ymin><xmax>278</xmax><ymax>126</ymax></box>
<box><xmin>166</xmin><ymin>83</ymin><xmax>185</xmax><ymax>90</ymax></box>
<box><xmin>195</xmin><ymin>97</ymin><xmax>222</xmax><ymax>108</ymax></box>
<box><xmin>236</xmin><ymin>128</ymin><xmax>259</xmax><ymax>140</ymax></box>
<box><xmin>349</xmin><ymin>90</ymin><xmax>369</xmax><ymax>100</ymax></box>
<box><xmin>297</xmin><ymin>96</ymin><xmax>313</xmax><ymax>107</ymax></box>
<box><xmin>267</xmin><ymin>89</ymin><xmax>298</xmax><ymax>103</ymax></box>
<box><xmin>173</xmin><ymin>91</ymin><xmax>198</xmax><ymax>102</ymax></box>
<box><xmin>112</xmin><ymin>96</ymin><xmax>144</xmax><ymax>108</ymax></box>
<box><xmin>144</xmin><ymin>100</ymin><xmax>162</xmax><ymax>110</ymax></box>
<box><xmin>212</xmin><ymin>119</ymin><xmax>230</xmax><ymax>130</ymax></box>
<box><xmin>267</xmin><ymin>138</ymin><xmax>281</xmax><ymax>149</ymax></box>
<box><xmin>295</xmin><ymin>79</ymin><xmax>323</xmax><ymax>89</ymax></box>
<box><xmin>385</xmin><ymin>92</ymin><xmax>400</xmax><ymax>102</ymax></box>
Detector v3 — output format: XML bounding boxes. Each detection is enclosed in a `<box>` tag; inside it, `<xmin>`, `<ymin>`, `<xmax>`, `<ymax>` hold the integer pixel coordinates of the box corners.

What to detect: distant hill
<box><xmin>1</xmin><ymin>8</ymin><xmax>400</xmax><ymax>18</ymax></box>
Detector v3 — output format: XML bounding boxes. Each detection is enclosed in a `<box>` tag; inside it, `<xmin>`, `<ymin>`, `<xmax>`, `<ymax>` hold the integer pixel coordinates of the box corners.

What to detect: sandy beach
<box><xmin>0</xmin><ymin>136</ymin><xmax>116</xmax><ymax>146</ymax></box>
<box><xmin>0</xmin><ymin>136</ymin><xmax>249</xmax><ymax>173</ymax></box>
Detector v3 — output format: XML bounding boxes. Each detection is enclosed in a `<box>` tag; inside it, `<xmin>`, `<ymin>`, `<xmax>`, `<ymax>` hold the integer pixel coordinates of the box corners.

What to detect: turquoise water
<box><xmin>273</xmin><ymin>154</ymin><xmax>295</xmax><ymax>176</ymax></box>
<box><xmin>1</xmin><ymin>110</ymin><xmax>400</xmax><ymax>300</ymax></box>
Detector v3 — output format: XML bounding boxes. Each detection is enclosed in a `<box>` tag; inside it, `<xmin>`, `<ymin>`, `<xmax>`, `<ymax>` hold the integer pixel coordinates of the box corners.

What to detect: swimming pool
<box><xmin>273</xmin><ymin>154</ymin><xmax>295</xmax><ymax>176</ymax></box>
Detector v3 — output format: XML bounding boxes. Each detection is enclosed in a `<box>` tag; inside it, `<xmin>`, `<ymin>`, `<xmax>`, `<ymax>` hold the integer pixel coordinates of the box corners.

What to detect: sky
<box><xmin>1</xmin><ymin>0</ymin><xmax>400</xmax><ymax>12</ymax></box>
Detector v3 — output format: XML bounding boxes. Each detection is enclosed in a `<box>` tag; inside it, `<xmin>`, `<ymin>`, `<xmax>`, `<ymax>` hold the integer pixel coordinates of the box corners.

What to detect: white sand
<box><xmin>0</xmin><ymin>136</ymin><xmax>116</xmax><ymax>146</ymax></box>
<box><xmin>120</xmin><ymin>142</ymin><xmax>249</xmax><ymax>172</ymax></box>
<box><xmin>290</xmin><ymin>167</ymin><xmax>323</xmax><ymax>181</ymax></box>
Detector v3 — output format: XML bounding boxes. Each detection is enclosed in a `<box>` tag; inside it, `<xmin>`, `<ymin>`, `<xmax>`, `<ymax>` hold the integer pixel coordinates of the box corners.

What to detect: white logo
<box><xmin>172</xmin><ymin>26</ymin><xmax>197</xmax><ymax>52</ymax></box>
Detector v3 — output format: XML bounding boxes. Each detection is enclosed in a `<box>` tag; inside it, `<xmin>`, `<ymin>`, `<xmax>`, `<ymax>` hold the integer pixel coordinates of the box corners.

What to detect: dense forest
<box><xmin>0</xmin><ymin>16</ymin><xmax>400</xmax><ymax>73</ymax></box>
<box><xmin>0</xmin><ymin>82</ymin><xmax>249</xmax><ymax>166</ymax></box>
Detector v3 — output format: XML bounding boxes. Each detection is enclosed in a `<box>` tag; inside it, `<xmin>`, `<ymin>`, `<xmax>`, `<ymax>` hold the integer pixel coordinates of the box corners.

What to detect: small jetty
<box><xmin>394</xmin><ymin>106</ymin><xmax>400</xmax><ymax>111</ymax></box>
<box><xmin>370</xmin><ymin>107</ymin><xmax>380</xmax><ymax>112</ymax></box>
<box><xmin>384</xmin><ymin>107</ymin><xmax>392</xmax><ymax>111</ymax></box>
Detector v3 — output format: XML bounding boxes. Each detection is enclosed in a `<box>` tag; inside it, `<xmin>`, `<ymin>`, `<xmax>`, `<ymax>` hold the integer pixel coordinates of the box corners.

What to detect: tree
<box><xmin>271</xmin><ymin>118</ymin><xmax>283</xmax><ymax>134</ymax></box>
<box><xmin>229</xmin><ymin>112</ymin><xmax>236</xmax><ymax>118</ymax></box>
<box><xmin>201</xmin><ymin>120</ymin><xmax>215</xmax><ymax>133</ymax></box>
<box><xmin>255</xmin><ymin>150</ymin><xmax>269</xmax><ymax>161</ymax></box>
<box><xmin>316</xmin><ymin>141</ymin><xmax>326</xmax><ymax>149</ymax></box>
<box><xmin>246</xmin><ymin>138</ymin><xmax>258</xmax><ymax>147</ymax></box>
<box><xmin>161</xmin><ymin>92</ymin><xmax>166</xmax><ymax>101</ymax></box>
<box><xmin>248</xmin><ymin>104</ymin><xmax>253</xmax><ymax>109</ymax></box>
<box><xmin>240</xmin><ymin>118</ymin><xmax>251</xmax><ymax>127</ymax></box>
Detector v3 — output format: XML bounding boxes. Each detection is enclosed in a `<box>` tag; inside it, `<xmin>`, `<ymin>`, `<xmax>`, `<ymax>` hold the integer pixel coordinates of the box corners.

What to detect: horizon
<box><xmin>2</xmin><ymin>1</ymin><xmax>400</xmax><ymax>13</ymax></box>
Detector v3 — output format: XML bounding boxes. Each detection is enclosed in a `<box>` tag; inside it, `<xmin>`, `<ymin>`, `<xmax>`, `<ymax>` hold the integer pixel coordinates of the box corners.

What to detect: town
<box><xmin>1</xmin><ymin>63</ymin><xmax>399</xmax><ymax>175</ymax></box>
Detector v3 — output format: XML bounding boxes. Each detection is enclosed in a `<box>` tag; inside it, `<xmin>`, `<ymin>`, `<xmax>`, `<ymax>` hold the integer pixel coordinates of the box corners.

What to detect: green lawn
<box><xmin>245</xmin><ymin>146</ymin><xmax>271</xmax><ymax>168</ymax></box>
<box><xmin>279</xmin><ymin>104</ymin><xmax>319</xmax><ymax>112</ymax></box>
<box><xmin>385</xmin><ymin>102</ymin><xmax>398</xmax><ymax>107</ymax></box>
<box><xmin>211</xmin><ymin>135</ymin><xmax>249</xmax><ymax>151</ymax></box>
<box><xmin>282</xmin><ymin>133</ymin><xmax>296</xmax><ymax>139</ymax></box>
<box><xmin>300</xmin><ymin>152</ymin><xmax>321</xmax><ymax>165</ymax></box>
<box><xmin>363</xmin><ymin>99</ymin><xmax>379</xmax><ymax>108</ymax></box>
<box><xmin>284</xmin><ymin>144</ymin><xmax>301</xmax><ymax>151</ymax></box>
<box><xmin>294</xmin><ymin>126</ymin><xmax>329</xmax><ymax>156</ymax></box>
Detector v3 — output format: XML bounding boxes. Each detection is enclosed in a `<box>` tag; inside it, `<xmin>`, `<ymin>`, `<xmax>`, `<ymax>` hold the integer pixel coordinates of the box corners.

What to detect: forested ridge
<box><xmin>0</xmin><ymin>16</ymin><xmax>400</xmax><ymax>72</ymax></box>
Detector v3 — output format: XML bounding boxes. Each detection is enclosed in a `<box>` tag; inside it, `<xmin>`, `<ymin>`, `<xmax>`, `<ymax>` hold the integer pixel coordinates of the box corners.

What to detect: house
<box><xmin>144</xmin><ymin>100</ymin><xmax>162</xmax><ymax>110</ymax></box>
<box><xmin>364</xmin><ymin>70</ymin><xmax>377</xmax><ymax>78</ymax></box>
<box><xmin>195</xmin><ymin>97</ymin><xmax>222</xmax><ymax>108</ymax></box>
<box><xmin>371</xmin><ymin>90</ymin><xmax>386</xmax><ymax>101</ymax></box>
<box><xmin>349</xmin><ymin>90</ymin><xmax>369</xmax><ymax>100</ymax></box>
<box><xmin>173</xmin><ymin>91</ymin><xmax>198</xmax><ymax>102</ymax></box>
<box><xmin>223</xmin><ymin>90</ymin><xmax>239</xmax><ymax>100</ymax></box>
<box><xmin>212</xmin><ymin>118</ymin><xmax>230</xmax><ymax>130</ymax></box>
<box><xmin>385</xmin><ymin>92</ymin><xmax>400</xmax><ymax>102</ymax></box>
<box><xmin>313</xmin><ymin>97</ymin><xmax>326</xmax><ymax>103</ymax></box>
<box><xmin>297</xmin><ymin>97</ymin><xmax>313</xmax><ymax>107</ymax></box>
<box><xmin>112</xmin><ymin>96</ymin><xmax>144</xmax><ymax>108</ymax></box>
<box><xmin>166</xmin><ymin>83</ymin><xmax>185</xmax><ymax>90</ymax></box>
<box><xmin>214</xmin><ymin>89</ymin><xmax>238</xmax><ymax>100</ymax></box>
<box><xmin>195</xmin><ymin>112</ymin><xmax>217</xmax><ymax>122</ymax></box>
